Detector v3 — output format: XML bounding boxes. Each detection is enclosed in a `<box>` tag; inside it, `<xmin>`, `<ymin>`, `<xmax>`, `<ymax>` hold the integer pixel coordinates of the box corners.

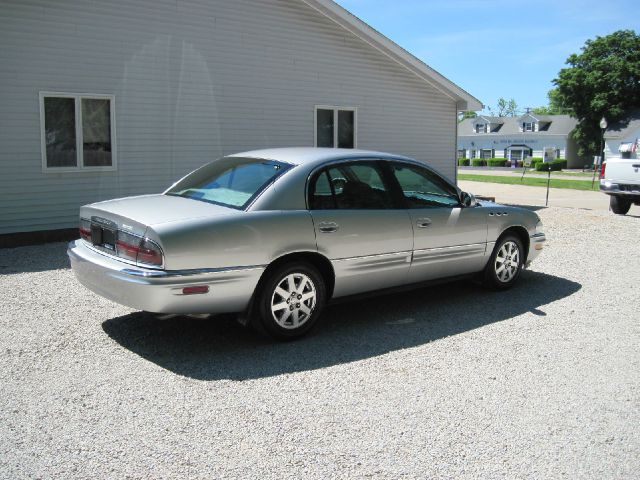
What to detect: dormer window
<box><xmin>523</xmin><ymin>122</ymin><xmax>535</xmax><ymax>132</ymax></box>
<box><xmin>475</xmin><ymin>123</ymin><xmax>487</xmax><ymax>133</ymax></box>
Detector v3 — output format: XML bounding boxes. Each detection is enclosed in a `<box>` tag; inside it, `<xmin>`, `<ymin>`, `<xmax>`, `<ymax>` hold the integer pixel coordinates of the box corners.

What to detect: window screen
<box><xmin>316</xmin><ymin>109</ymin><xmax>334</xmax><ymax>148</ymax></box>
<box><xmin>315</xmin><ymin>107</ymin><xmax>355</xmax><ymax>149</ymax></box>
<box><xmin>41</xmin><ymin>93</ymin><xmax>115</xmax><ymax>170</ymax></box>
<box><xmin>82</xmin><ymin>98</ymin><xmax>112</xmax><ymax>167</ymax></box>
<box><xmin>44</xmin><ymin>97</ymin><xmax>77</xmax><ymax>168</ymax></box>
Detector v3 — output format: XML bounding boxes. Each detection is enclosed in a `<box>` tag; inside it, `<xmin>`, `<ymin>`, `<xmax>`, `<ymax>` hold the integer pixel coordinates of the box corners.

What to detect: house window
<box><xmin>475</xmin><ymin>124</ymin><xmax>486</xmax><ymax>133</ymax></box>
<box><xmin>510</xmin><ymin>149</ymin><xmax>524</xmax><ymax>161</ymax></box>
<box><xmin>40</xmin><ymin>92</ymin><xmax>116</xmax><ymax>171</ymax></box>
<box><xmin>523</xmin><ymin>122</ymin><xmax>534</xmax><ymax>132</ymax></box>
<box><xmin>457</xmin><ymin>149</ymin><xmax>466</xmax><ymax>159</ymax></box>
<box><xmin>480</xmin><ymin>149</ymin><xmax>494</xmax><ymax>159</ymax></box>
<box><xmin>315</xmin><ymin>106</ymin><xmax>356</xmax><ymax>148</ymax></box>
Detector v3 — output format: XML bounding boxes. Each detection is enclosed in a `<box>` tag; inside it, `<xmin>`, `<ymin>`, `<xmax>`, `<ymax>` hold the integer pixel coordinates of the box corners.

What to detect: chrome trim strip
<box><xmin>413</xmin><ymin>243</ymin><xmax>486</xmax><ymax>255</ymax></box>
<box><xmin>332</xmin><ymin>251</ymin><xmax>412</xmax><ymax>263</ymax></box>
<box><xmin>120</xmin><ymin>265</ymin><xmax>266</xmax><ymax>278</ymax></box>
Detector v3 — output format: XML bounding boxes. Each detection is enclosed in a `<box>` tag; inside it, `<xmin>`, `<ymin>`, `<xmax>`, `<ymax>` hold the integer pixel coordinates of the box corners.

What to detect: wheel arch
<box><xmin>255</xmin><ymin>251</ymin><xmax>336</xmax><ymax>301</ymax></box>
<box><xmin>498</xmin><ymin>225</ymin><xmax>530</xmax><ymax>259</ymax></box>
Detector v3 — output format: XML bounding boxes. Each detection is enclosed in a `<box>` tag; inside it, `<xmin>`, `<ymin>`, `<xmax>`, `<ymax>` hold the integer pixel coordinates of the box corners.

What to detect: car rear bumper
<box><xmin>67</xmin><ymin>240</ymin><xmax>264</xmax><ymax>314</ymax></box>
<box><xmin>526</xmin><ymin>232</ymin><xmax>546</xmax><ymax>267</ymax></box>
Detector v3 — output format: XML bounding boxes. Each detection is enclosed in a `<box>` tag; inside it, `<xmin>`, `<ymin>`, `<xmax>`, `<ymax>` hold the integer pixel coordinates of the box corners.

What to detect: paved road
<box><xmin>1</xmin><ymin>207</ymin><xmax>638</xmax><ymax>478</ymax></box>
<box><xmin>459</xmin><ymin>167</ymin><xmax>595</xmax><ymax>181</ymax></box>
<box><xmin>458</xmin><ymin>179</ymin><xmax>635</xmax><ymax>213</ymax></box>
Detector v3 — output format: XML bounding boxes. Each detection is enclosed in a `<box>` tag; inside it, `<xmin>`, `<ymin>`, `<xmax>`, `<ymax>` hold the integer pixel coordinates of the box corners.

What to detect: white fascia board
<box><xmin>301</xmin><ymin>0</ymin><xmax>483</xmax><ymax>112</ymax></box>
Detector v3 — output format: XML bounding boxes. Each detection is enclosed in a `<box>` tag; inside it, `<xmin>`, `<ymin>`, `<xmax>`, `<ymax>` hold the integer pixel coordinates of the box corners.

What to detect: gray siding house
<box><xmin>458</xmin><ymin>114</ymin><xmax>580</xmax><ymax>167</ymax></box>
<box><xmin>0</xmin><ymin>0</ymin><xmax>481</xmax><ymax>238</ymax></box>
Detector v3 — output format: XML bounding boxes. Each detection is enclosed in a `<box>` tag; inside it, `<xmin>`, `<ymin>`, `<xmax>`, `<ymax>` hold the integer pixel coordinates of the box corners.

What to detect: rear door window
<box><xmin>309</xmin><ymin>162</ymin><xmax>395</xmax><ymax>210</ymax></box>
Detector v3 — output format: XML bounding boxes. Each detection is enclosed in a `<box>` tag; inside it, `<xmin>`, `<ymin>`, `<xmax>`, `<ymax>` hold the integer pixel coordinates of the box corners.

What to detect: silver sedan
<box><xmin>68</xmin><ymin>148</ymin><xmax>545</xmax><ymax>339</ymax></box>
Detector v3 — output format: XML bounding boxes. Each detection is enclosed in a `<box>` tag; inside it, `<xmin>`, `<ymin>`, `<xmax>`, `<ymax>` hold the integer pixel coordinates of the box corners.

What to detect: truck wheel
<box><xmin>610</xmin><ymin>195</ymin><xmax>631</xmax><ymax>215</ymax></box>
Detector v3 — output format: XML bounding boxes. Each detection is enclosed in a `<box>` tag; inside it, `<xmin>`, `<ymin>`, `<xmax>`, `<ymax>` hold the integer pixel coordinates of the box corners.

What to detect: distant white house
<box><xmin>0</xmin><ymin>0</ymin><xmax>481</xmax><ymax>239</ymax></box>
<box><xmin>604</xmin><ymin>112</ymin><xmax>640</xmax><ymax>161</ymax></box>
<box><xmin>458</xmin><ymin>114</ymin><xmax>581</xmax><ymax>167</ymax></box>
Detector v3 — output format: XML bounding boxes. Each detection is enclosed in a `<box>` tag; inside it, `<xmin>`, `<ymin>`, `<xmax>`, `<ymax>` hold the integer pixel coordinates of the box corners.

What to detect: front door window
<box><xmin>389</xmin><ymin>163</ymin><xmax>460</xmax><ymax>208</ymax></box>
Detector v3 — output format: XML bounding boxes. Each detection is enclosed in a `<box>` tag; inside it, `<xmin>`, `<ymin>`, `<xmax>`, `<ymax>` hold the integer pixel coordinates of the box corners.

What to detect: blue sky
<box><xmin>334</xmin><ymin>0</ymin><xmax>639</xmax><ymax>114</ymax></box>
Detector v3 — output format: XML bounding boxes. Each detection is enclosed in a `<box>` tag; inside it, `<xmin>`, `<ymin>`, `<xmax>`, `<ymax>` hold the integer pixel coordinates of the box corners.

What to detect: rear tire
<box><xmin>255</xmin><ymin>262</ymin><xmax>326</xmax><ymax>340</ymax></box>
<box><xmin>610</xmin><ymin>195</ymin><xmax>631</xmax><ymax>215</ymax></box>
<box><xmin>483</xmin><ymin>234</ymin><xmax>524</xmax><ymax>290</ymax></box>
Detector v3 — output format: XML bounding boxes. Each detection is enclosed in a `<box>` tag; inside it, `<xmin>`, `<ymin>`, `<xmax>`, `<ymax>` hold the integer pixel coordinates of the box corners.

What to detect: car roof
<box><xmin>227</xmin><ymin>147</ymin><xmax>415</xmax><ymax>167</ymax></box>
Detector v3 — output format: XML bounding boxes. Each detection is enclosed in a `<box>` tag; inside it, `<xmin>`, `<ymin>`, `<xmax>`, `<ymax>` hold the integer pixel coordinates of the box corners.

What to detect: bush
<box><xmin>471</xmin><ymin>159</ymin><xmax>486</xmax><ymax>167</ymax></box>
<box><xmin>458</xmin><ymin>158</ymin><xmax>470</xmax><ymax>166</ymax></box>
<box><xmin>487</xmin><ymin>159</ymin><xmax>507</xmax><ymax>167</ymax></box>
<box><xmin>535</xmin><ymin>159</ymin><xmax>567</xmax><ymax>172</ymax></box>
<box><xmin>529</xmin><ymin>157</ymin><xmax>543</xmax><ymax>168</ymax></box>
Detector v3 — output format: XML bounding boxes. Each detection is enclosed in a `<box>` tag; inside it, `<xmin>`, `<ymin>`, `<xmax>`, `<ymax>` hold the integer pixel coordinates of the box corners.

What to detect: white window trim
<box><xmin>475</xmin><ymin>123</ymin><xmax>488</xmax><ymax>133</ymax></box>
<box><xmin>40</xmin><ymin>91</ymin><xmax>117</xmax><ymax>173</ymax></box>
<box><xmin>480</xmin><ymin>149</ymin><xmax>493</xmax><ymax>159</ymax></box>
<box><xmin>314</xmin><ymin>105</ymin><xmax>358</xmax><ymax>149</ymax></box>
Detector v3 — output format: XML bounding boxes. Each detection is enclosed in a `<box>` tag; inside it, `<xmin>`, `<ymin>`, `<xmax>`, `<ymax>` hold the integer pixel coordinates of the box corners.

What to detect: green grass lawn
<box><xmin>458</xmin><ymin>173</ymin><xmax>600</xmax><ymax>191</ymax></box>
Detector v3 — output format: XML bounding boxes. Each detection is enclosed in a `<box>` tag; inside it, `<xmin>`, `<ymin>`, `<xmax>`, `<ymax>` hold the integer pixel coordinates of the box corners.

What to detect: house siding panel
<box><xmin>0</xmin><ymin>0</ymin><xmax>456</xmax><ymax>234</ymax></box>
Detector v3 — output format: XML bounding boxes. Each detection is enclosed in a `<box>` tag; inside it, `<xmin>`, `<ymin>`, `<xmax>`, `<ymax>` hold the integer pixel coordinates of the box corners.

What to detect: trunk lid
<box><xmin>81</xmin><ymin>194</ymin><xmax>239</xmax><ymax>231</ymax></box>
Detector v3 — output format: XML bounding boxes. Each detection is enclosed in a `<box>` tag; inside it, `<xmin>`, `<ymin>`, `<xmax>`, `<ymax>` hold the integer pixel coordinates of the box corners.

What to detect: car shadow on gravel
<box><xmin>0</xmin><ymin>242</ymin><xmax>70</xmax><ymax>275</ymax></box>
<box><xmin>102</xmin><ymin>271</ymin><xmax>581</xmax><ymax>381</ymax></box>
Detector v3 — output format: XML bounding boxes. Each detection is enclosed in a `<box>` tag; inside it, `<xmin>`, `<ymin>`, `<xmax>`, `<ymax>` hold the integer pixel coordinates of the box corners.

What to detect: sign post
<box><xmin>545</xmin><ymin>164</ymin><xmax>551</xmax><ymax>206</ymax></box>
<box><xmin>593</xmin><ymin>117</ymin><xmax>608</xmax><ymax>188</ymax></box>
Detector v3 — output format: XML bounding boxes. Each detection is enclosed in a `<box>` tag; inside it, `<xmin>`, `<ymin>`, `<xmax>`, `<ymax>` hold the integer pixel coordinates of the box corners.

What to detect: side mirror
<box><xmin>460</xmin><ymin>191</ymin><xmax>477</xmax><ymax>207</ymax></box>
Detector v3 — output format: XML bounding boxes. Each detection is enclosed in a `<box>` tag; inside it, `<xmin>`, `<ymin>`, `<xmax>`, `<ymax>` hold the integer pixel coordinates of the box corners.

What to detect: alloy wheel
<box><xmin>494</xmin><ymin>241</ymin><xmax>520</xmax><ymax>283</ymax></box>
<box><xmin>270</xmin><ymin>273</ymin><xmax>317</xmax><ymax>329</ymax></box>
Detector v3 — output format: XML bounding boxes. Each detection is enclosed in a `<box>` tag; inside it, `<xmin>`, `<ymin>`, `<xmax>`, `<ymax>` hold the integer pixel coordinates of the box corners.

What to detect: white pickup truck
<box><xmin>600</xmin><ymin>157</ymin><xmax>640</xmax><ymax>214</ymax></box>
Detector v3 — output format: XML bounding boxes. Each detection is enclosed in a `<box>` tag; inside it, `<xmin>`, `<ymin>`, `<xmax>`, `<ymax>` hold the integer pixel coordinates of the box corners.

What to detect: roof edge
<box><xmin>300</xmin><ymin>0</ymin><xmax>483</xmax><ymax>111</ymax></box>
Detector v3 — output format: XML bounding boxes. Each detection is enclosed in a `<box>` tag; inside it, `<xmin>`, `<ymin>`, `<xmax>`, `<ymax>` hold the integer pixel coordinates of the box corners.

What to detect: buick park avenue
<box><xmin>68</xmin><ymin>148</ymin><xmax>546</xmax><ymax>339</ymax></box>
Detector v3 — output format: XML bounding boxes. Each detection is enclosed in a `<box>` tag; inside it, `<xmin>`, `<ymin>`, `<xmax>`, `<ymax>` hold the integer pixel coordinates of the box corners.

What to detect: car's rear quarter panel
<box><xmin>149</xmin><ymin>210</ymin><xmax>318</xmax><ymax>271</ymax></box>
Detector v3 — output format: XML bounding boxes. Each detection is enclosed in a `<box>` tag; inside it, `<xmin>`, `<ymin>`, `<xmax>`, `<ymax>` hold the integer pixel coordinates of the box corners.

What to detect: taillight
<box><xmin>137</xmin><ymin>238</ymin><xmax>163</xmax><ymax>266</ymax></box>
<box><xmin>116</xmin><ymin>231</ymin><xmax>164</xmax><ymax>267</ymax></box>
<box><xmin>600</xmin><ymin>162</ymin><xmax>606</xmax><ymax>179</ymax></box>
<box><xmin>115</xmin><ymin>231</ymin><xmax>140</xmax><ymax>263</ymax></box>
<box><xmin>79</xmin><ymin>218</ymin><xmax>91</xmax><ymax>242</ymax></box>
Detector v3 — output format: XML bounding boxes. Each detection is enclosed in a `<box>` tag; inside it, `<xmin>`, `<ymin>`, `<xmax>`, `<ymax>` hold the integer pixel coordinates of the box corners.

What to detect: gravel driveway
<box><xmin>1</xmin><ymin>207</ymin><xmax>638</xmax><ymax>479</ymax></box>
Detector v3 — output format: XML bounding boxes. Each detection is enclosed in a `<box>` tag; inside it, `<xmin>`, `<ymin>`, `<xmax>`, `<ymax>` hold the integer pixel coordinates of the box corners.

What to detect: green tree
<box><xmin>497</xmin><ymin>97</ymin><xmax>508</xmax><ymax>116</ymax></box>
<box><xmin>495</xmin><ymin>97</ymin><xmax>519</xmax><ymax>117</ymax></box>
<box><xmin>458</xmin><ymin>110</ymin><xmax>478</xmax><ymax>122</ymax></box>
<box><xmin>553</xmin><ymin>30</ymin><xmax>640</xmax><ymax>157</ymax></box>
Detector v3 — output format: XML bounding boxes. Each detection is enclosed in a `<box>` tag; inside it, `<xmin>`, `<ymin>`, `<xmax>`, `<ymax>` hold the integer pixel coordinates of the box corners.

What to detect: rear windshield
<box><xmin>165</xmin><ymin>157</ymin><xmax>291</xmax><ymax>209</ymax></box>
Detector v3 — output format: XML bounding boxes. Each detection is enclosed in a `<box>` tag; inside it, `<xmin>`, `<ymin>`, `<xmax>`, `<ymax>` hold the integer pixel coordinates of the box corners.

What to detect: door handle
<box><xmin>318</xmin><ymin>222</ymin><xmax>339</xmax><ymax>233</ymax></box>
<box><xmin>416</xmin><ymin>218</ymin><xmax>432</xmax><ymax>228</ymax></box>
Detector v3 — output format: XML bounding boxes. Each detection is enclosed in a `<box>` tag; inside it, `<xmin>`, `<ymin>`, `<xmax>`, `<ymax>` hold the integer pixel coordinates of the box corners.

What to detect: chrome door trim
<box><xmin>332</xmin><ymin>250</ymin><xmax>413</xmax><ymax>264</ymax></box>
<box><xmin>411</xmin><ymin>243</ymin><xmax>487</xmax><ymax>264</ymax></box>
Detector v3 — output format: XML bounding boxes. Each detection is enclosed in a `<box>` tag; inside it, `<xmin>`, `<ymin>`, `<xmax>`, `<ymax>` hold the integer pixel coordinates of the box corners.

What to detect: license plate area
<box><xmin>91</xmin><ymin>217</ymin><xmax>117</xmax><ymax>252</ymax></box>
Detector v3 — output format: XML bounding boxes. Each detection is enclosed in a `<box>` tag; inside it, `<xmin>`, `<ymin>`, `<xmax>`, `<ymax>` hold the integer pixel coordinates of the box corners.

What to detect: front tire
<box><xmin>610</xmin><ymin>195</ymin><xmax>631</xmax><ymax>215</ymax></box>
<box><xmin>256</xmin><ymin>263</ymin><xmax>326</xmax><ymax>340</ymax></box>
<box><xmin>483</xmin><ymin>235</ymin><xmax>524</xmax><ymax>290</ymax></box>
